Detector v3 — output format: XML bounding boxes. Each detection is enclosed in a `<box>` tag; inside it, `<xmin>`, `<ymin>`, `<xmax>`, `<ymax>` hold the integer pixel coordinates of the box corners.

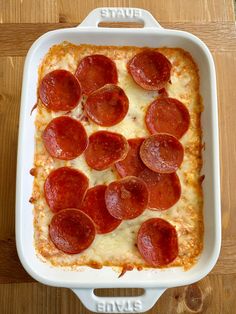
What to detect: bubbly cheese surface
<box><xmin>32</xmin><ymin>43</ymin><xmax>203</xmax><ymax>270</ymax></box>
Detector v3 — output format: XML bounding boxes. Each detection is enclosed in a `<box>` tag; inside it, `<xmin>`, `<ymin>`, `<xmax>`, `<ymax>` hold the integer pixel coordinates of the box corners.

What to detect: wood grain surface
<box><xmin>0</xmin><ymin>0</ymin><xmax>236</xmax><ymax>313</ymax></box>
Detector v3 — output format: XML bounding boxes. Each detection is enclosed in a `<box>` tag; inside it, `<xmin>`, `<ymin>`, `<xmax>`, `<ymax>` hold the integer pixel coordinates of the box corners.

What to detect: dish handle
<box><xmin>78</xmin><ymin>7</ymin><xmax>162</xmax><ymax>29</ymax></box>
<box><xmin>72</xmin><ymin>287</ymin><xmax>166</xmax><ymax>313</ymax></box>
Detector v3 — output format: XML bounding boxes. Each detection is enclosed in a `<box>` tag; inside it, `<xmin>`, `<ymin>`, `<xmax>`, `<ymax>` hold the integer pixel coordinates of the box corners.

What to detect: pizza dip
<box><xmin>31</xmin><ymin>42</ymin><xmax>203</xmax><ymax>271</ymax></box>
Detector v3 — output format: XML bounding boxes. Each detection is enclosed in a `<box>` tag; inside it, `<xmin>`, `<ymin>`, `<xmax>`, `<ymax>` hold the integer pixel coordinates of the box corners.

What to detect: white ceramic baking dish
<box><xmin>16</xmin><ymin>7</ymin><xmax>221</xmax><ymax>313</ymax></box>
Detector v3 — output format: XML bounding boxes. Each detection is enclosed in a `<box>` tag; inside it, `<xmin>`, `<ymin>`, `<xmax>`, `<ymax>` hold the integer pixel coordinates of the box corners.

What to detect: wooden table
<box><xmin>0</xmin><ymin>1</ymin><xmax>236</xmax><ymax>313</ymax></box>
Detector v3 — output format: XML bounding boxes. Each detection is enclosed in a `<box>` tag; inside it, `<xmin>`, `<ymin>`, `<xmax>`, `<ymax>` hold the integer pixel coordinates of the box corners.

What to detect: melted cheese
<box><xmin>33</xmin><ymin>43</ymin><xmax>203</xmax><ymax>270</ymax></box>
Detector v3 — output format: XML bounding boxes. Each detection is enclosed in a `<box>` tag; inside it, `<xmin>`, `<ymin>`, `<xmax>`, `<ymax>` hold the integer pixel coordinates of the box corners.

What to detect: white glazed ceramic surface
<box><xmin>16</xmin><ymin>7</ymin><xmax>221</xmax><ymax>313</ymax></box>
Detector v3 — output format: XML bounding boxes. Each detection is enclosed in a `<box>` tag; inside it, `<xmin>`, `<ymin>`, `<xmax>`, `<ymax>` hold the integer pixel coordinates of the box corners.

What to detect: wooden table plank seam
<box><xmin>0</xmin><ymin>22</ymin><xmax>236</xmax><ymax>57</ymax></box>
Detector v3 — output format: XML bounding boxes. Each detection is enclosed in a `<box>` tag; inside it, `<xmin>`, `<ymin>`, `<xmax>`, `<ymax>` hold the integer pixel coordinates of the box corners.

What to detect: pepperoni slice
<box><xmin>127</xmin><ymin>50</ymin><xmax>171</xmax><ymax>91</ymax></box>
<box><xmin>137</xmin><ymin>218</ymin><xmax>178</xmax><ymax>266</ymax></box>
<box><xmin>115</xmin><ymin>138</ymin><xmax>145</xmax><ymax>177</ymax></box>
<box><xmin>105</xmin><ymin>176</ymin><xmax>149</xmax><ymax>220</ymax></box>
<box><xmin>44</xmin><ymin>167</ymin><xmax>89</xmax><ymax>213</ymax></box>
<box><xmin>81</xmin><ymin>185</ymin><xmax>121</xmax><ymax>234</ymax></box>
<box><xmin>85</xmin><ymin>131</ymin><xmax>128</xmax><ymax>171</ymax></box>
<box><xmin>43</xmin><ymin>116</ymin><xmax>88</xmax><ymax>160</ymax></box>
<box><xmin>85</xmin><ymin>84</ymin><xmax>129</xmax><ymax>126</ymax></box>
<box><xmin>39</xmin><ymin>70</ymin><xmax>81</xmax><ymax>111</ymax></box>
<box><xmin>115</xmin><ymin>138</ymin><xmax>181</xmax><ymax>210</ymax></box>
<box><xmin>145</xmin><ymin>98</ymin><xmax>190</xmax><ymax>139</ymax></box>
<box><xmin>139</xmin><ymin>168</ymin><xmax>181</xmax><ymax>210</ymax></box>
<box><xmin>75</xmin><ymin>55</ymin><xmax>118</xmax><ymax>95</ymax></box>
<box><xmin>49</xmin><ymin>209</ymin><xmax>95</xmax><ymax>254</ymax></box>
<box><xmin>140</xmin><ymin>134</ymin><xmax>184</xmax><ymax>173</ymax></box>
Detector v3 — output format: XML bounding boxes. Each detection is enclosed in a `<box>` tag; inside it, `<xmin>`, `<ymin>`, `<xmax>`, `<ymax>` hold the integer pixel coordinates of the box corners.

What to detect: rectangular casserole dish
<box><xmin>16</xmin><ymin>7</ymin><xmax>221</xmax><ymax>313</ymax></box>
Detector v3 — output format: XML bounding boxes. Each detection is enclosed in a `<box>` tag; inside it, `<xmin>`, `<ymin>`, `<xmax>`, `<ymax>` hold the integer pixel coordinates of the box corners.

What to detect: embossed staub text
<box><xmin>100</xmin><ymin>8</ymin><xmax>142</xmax><ymax>19</ymax></box>
<box><xmin>96</xmin><ymin>300</ymin><xmax>142</xmax><ymax>313</ymax></box>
